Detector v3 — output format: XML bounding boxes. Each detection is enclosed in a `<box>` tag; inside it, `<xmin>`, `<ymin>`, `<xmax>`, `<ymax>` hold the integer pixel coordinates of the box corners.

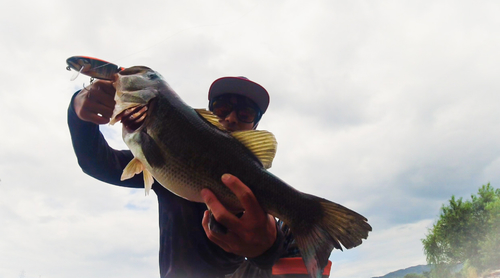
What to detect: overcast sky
<box><xmin>1</xmin><ymin>0</ymin><xmax>500</xmax><ymax>277</ymax></box>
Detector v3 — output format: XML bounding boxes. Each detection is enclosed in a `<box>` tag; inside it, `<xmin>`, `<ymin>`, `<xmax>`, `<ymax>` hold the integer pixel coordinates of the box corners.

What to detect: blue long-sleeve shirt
<box><xmin>67</xmin><ymin>92</ymin><xmax>285</xmax><ymax>278</ymax></box>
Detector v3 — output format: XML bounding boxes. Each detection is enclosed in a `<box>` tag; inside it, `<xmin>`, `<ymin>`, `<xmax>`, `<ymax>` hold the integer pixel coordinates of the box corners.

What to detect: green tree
<box><xmin>422</xmin><ymin>183</ymin><xmax>500</xmax><ymax>276</ymax></box>
<box><xmin>478</xmin><ymin>198</ymin><xmax>500</xmax><ymax>270</ymax></box>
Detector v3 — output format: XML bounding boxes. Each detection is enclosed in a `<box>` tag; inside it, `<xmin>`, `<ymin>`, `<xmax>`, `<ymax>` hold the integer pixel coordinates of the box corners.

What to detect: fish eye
<box><xmin>147</xmin><ymin>72</ymin><xmax>159</xmax><ymax>80</ymax></box>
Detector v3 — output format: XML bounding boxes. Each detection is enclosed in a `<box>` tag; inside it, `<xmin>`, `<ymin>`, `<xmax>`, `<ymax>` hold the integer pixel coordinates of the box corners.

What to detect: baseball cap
<box><xmin>208</xmin><ymin>76</ymin><xmax>270</xmax><ymax>114</ymax></box>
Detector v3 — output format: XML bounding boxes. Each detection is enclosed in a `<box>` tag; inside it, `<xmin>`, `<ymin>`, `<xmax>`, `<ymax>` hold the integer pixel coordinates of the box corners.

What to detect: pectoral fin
<box><xmin>121</xmin><ymin>157</ymin><xmax>155</xmax><ymax>195</ymax></box>
<box><xmin>121</xmin><ymin>158</ymin><xmax>144</xmax><ymax>180</ymax></box>
<box><xmin>231</xmin><ymin>130</ymin><xmax>277</xmax><ymax>169</ymax></box>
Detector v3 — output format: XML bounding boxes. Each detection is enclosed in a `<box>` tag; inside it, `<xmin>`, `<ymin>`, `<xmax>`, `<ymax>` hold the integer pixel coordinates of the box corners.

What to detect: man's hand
<box><xmin>74</xmin><ymin>80</ymin><xmax>147</xmax><ymax>127</ymax></box>
<box><xmin>201</xmin><ymin>174</ymin><xmax>277</xmax><ymax>258</ymax></box>
<box><xmin>73</xmin><ymin>80</ymin><xmax>116</xmax><ymax>124</ymax></box>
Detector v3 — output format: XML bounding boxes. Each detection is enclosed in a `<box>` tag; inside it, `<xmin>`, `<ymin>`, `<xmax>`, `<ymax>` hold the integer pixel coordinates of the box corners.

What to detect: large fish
<box><xmin>110</xmin><ymin>66</ymin><xmax>372</xmax><ymax>278</ymax></box>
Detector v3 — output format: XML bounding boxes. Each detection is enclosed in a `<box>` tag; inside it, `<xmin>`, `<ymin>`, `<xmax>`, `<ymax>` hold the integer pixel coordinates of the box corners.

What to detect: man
<box><xmin>67</xmin><ymin>76</ymin><xmax>286</xmax><ymax>278</ymax></box>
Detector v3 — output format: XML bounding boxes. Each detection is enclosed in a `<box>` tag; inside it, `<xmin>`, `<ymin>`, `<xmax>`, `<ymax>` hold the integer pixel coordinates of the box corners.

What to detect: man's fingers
<box><xmin>74</xmin><ymin>82</ymin><xmax>116</xmax><ymax>125</ymax></box>
<box><xmin>81</xmin><ymin>99</ymin><xmax>114</xmax><ymax>119</ymax></box>
<box><xmin>201</xmin><ymin>188</ymin><xmax>240</xmax><ymax>231</ymax></box>
<box><xmin>221</xmin><ymin>174</ymin><xmax>264</xmax><ymax>217</ymax></box>
<box><xmin>201</xmin><ymin>179</ymin><xmax>278</xmax><ymax>257</ymax></box>
<box><xmin>85</xmin><ymin>80</ymin><xmax>116</xmax><ymax>108</ymax></box>
<box><xmin>93</xmin><ymin>80</ymin><xmax>116</xmax><ymax>96</ymax></box>
<box><xmin>134</xmin><ymin>112</ymin><xmax>147</xmax><ymax>124</ymax></box>
<box><xmin>122</xmin><ymin>106</ymin><xmax>148</xmax><ymax>121</ymax></box>
<box><xmin>97</xmin><ymin>93</ymin><xmax>116</xmax><ymax>108</ymax></box>
<box><xmin>201</xmin><ymin>210</ymin><xmax>232</xmax><ymax>251</ymax></box>
<box><xmin>86</xmin><ymin>113</ymin><xmax>111</xmax><ymax>125</ymax></box>
<box><xmin>90</xmin><ymin>89</ymin><xmax>115</xmax><ymax>108</ymax></box>
<box><xmin>207</xmin><ymin>211</ymin><xmax>228</xmax><ymax>234</ymax></box>
<box><xmin>79</xmin><ymin>105</ymin><xmax>111</xmax><ymax>124</ymax></box>
<box><xmin>93</xmin><ymin>102</ymin><xmax>115</xmax><ymax>118</ymax></box>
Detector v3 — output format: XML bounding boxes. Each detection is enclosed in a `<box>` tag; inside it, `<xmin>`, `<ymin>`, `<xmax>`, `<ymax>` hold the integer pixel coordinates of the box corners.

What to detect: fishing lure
<box><xmin>66</xmin><ymin>56</ymin><xmax>124</xmax><ymax>81</ymax></box>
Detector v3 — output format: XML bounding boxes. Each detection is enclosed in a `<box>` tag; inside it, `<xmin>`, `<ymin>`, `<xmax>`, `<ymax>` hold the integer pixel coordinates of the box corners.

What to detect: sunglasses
<box><xmin>210</xmin><ymin>94</ymin><xmax>261</xmax><ymax>123</ymax></box>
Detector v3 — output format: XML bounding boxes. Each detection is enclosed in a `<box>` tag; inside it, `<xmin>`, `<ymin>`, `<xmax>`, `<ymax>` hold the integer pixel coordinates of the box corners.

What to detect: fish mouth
<box><xmin>114</xmin><ymin>104</ymin><xmax>149</xmax><ymax>133</ymax></box>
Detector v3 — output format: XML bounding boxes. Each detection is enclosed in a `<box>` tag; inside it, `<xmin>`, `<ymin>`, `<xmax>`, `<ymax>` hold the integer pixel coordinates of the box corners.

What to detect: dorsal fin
<box><xmin>195</xmin><ymin>109</ymin><xmax>226</xmax><ymax>131</ymax></box>
<box><xmin>194</xmin><ymin>108</ymin><xmax>277</xmax><ymax>168</ymax></box>
<box><xmin>231</xmin><ymin>130</ymin><xmax>277</xmax><ymax>169</ymax></box>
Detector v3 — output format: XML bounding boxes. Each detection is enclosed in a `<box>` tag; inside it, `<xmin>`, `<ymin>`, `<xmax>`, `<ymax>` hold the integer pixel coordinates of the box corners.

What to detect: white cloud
<box><xmin>329</xmin><ymin>219</ymin><xmax>433</xmax><ymax>278</ymax></box>
<box><xmin>1</xmin><ymin>0</ymin><xmax>500</xmax><ymax>277</ymax></box>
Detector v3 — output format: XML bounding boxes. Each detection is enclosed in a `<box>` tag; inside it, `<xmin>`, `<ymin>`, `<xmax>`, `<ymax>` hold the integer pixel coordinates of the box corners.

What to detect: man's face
<box><xmin>211</xmin><ymin>94</ymin><xmax>259</xmax><ymax>132</ymax></box>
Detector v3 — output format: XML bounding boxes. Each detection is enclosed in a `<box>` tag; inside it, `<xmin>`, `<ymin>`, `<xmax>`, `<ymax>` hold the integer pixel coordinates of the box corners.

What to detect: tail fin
<box><xmin>293</xmin><ymin>198</ymin><xmax>372</xmax><ymax>278</ymax></box>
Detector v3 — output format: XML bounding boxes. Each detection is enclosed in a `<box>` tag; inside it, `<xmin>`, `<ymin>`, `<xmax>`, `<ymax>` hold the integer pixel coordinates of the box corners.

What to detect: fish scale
<box><xmin>138</xmin><ymin>102</ymin><xmax>245</xmax><ymax>209</ymax></box>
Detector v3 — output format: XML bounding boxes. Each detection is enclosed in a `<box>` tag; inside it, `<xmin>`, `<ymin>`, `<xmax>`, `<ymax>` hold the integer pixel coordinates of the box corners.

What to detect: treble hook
<box><xmin>70</xmin><ymin>66</ymin><xmax>85</xmax><ymax>81</ymax></box>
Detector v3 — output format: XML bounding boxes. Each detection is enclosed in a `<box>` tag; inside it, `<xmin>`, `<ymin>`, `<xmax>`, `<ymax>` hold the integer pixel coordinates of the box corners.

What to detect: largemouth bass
<box><xmin>110</xmin><ymin>66</ymin><xmax>372</xmax><ymax>278</ymax></box>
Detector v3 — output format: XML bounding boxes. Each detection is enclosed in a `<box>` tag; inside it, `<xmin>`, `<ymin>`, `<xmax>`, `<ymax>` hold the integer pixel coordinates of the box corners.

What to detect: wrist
<box><xmin>247</xmin><ymin>218</ymin><xmax>285</xmax><ymax>269</ymax></box>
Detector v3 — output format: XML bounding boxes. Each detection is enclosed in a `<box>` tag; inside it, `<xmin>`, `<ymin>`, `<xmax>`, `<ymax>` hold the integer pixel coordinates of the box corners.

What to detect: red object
<box><xmin>272</xmin><ymin>257</ymin><xmax>332</xmax><ymax>275</ymax></box>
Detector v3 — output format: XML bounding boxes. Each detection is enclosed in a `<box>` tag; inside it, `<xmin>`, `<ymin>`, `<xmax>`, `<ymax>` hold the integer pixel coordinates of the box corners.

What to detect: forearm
<box><xmin>67</xmin><ymin>91</ymin><xmax>144</xmax><ymax>188</ymax></box>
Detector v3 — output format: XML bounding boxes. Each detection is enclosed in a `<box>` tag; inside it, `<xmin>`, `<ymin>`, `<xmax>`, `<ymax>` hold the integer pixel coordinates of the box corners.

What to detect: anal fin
<box><xmin>121</xmin><ymin>158</ymin><xmax>144</xmax><ymax>181</ymax></box>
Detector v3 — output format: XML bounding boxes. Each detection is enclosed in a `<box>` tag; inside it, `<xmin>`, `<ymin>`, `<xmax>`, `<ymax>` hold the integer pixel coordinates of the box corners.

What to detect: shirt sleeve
<box><xmin>67</xmin><ymin>91</ymin><xmax>145</xmax><ymax>188</ymax></box>
<box><xmin>245</xmin><ymin>219</ymin><xmax>287</xmax><ymax>270</ymax></box>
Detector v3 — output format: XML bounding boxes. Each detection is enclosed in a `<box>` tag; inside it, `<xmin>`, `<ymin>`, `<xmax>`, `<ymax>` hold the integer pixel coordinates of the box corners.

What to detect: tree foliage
<box><xmin>422</xmin><ymin>183</ymin><xmax>500</xmax><ymax>276</ymax></box>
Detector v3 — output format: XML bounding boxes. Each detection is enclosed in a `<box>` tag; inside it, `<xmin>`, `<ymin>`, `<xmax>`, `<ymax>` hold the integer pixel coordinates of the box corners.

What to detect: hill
<box><xmin>372</xmin><ymin>265</ymin><xmax>431</xmax><ymax>278</ymax></box>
